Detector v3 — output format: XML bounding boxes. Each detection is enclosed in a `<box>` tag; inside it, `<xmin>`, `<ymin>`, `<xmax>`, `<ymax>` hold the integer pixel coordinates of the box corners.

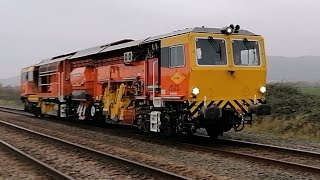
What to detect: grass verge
<box><xmin>300</xmin><ymin>87</ymin><xmax>320</xmax><ymax>95</ymax></box>
<box><xmin>245</xmin><ymin>116</ymin><xmax>320</xmax><ymax>141</ymax></box>
<box><xmin>0</xmin><ymin>99</ymin><xmax>23</xmax><ymax>109</ymax></box>
<box><xmin>244</xmin><ymin>83</ymin><xmax>320</xmax><ymax>142</ymax></box>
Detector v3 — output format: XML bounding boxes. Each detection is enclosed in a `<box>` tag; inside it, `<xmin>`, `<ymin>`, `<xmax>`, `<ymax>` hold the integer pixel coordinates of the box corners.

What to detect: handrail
<box><xmin>152</xmin><ymin>60</ymin><xmax>158</xmax><ymax>100</ymax></box>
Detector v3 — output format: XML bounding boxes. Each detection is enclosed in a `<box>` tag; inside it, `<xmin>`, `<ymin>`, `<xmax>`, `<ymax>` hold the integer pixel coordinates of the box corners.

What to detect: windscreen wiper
<box><xmin>208</xmin><ymin>36</ymin><xmax>222</xmax><ymax>54</ymax></box>
<box><xmin>243</xmin><ymin>38</ymin><xmax>254</xmax><ymax>50</ymax></box>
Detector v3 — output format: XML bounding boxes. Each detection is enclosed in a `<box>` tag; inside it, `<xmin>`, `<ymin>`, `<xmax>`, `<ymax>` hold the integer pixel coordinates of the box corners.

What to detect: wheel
<box><xmin>24</xmin><ymin>100</ymin><xmax>29</xmax><ymax>112</ymax></box>
<box><xmin>137</xmin><ymin>114</ymin><xmax>149</xmax><ymax>133</ymax></box>
<box><xmin>33</xmin><ymin>107</ymin><xmax>44</xmax><ymax>117</ymax></box>
<box><xmin>24</xmin><ymin>103</ymin><xmax>28</xmax><ymax>112</ymax></box>
<box><xmin>205</xmin><ymin>127</ymin><xmax>220</xmax><ymax>139</ymax></box>
<box><xmin>93</xmin><ymin>115</ymin><xmax>107</xmax><ymax>126</ymax></box>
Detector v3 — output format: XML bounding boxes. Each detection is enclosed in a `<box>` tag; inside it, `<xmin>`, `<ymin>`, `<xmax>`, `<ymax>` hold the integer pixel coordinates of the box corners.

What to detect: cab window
<box><xmin>27</xmin><ymin>71</ymin><xmax>34</xmax><ymax>81</ymax></box>
<box><xmin>196</xmin><ymin>37</ymin><xmax>227</xmax><ymax>66</ymax></box>
<box><xmin>169</xmin><ymin>45</ymin><xmax>184</xmax><ymax>67</ymax></box>
<box><xmin>21</xmin><ymin>72</ymin><xmax>28</xmax><ymax>82</ymax></box>
<box><xmin>232</xmin><ymin>39</ymin><xmax>260</xmax><ymax>66</ymax></box>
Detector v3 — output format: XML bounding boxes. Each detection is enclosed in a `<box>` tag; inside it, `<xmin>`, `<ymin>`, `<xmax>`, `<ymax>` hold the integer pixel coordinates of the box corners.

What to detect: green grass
<box><xmin>244</xmin><ymin>117</ymin><xmax>320</xmax><ymax>141</ymax></box>
<box><xmin>0</xmin><ymin>99</ymin><xmax>23</xmax><ymax>109</ymax></box>
<box><xmin>300</xmin><ymin>87</ymin><xmax>320</xmax><ymax>95</ymax></box>
<box><xmin>244</xmin><ymin>83</ymin><xmax>320</xmax><ymax>142</ymax></box>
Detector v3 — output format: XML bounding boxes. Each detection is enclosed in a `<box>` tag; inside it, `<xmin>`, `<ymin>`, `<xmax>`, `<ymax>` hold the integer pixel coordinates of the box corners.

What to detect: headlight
<box><xmin>226</xmin><ymin>27</ymin><xmax>233</xmax><ymax>34</ymax></box>
<box><xmin>260</xmin><ymin>86</ymin><xmax>266</xmax><ymax>93</ymax></box>
<box><xmin>192</xmin><ymin>87</ymin><xmax>200</xmax><ymax>95</ymax></box>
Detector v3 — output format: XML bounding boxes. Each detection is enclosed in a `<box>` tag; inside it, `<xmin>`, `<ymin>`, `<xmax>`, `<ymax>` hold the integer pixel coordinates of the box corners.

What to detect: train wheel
<box><xmin>92</xmin><ymin>115</ymin><xmax>107</xmax><ymax>126</ymax></box>
<box><xmin>24</xmin><ymin>101</ymin><xmax>28</xmax><ymax>111</ymax></box>
<box><xmin>33</xmin><ymin>107</ymin><xmax>42</xmax><ymax>117</ymax></box>
<box><xmin>205</xmin><ymin>127</ymin><xmax>220</xmax><ymax>139</ymax></box>
<box><xmin>137</xmin><ymin>114</ymin><xmax>149</xmax><ymax>133</ymax></box>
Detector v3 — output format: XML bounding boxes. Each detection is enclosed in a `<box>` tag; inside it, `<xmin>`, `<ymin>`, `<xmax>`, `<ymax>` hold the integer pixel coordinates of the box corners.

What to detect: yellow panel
<box><xmin>41</xmin><ymin>103</ymin><xmax>57</xmax><ymax>115</ymax></box>
<box><xmin>27</xmin><ymin>95</ymin><xmax>39</xmax><ymax>103</ymax></box>
<box><xmin>161</xmin><ymin>34</ymin><xmax>189</xmax><ymax>47</ymax></box>
<box><xmin>188</xmin><ymin>32</ymin><xmax>267</xmax><ymax>102</ymax></box>
<box><xmin>159</xmin><ymin>31</ymin><xmax>267</xmax><ymax>115</ymax></box>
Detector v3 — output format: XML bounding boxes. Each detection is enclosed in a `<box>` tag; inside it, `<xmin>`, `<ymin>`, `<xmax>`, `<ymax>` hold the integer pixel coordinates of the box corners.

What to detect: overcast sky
<box><xmin>0</xmin><ymin>0</ymin><xmax>319</xmax><ymax>78</ymax></box>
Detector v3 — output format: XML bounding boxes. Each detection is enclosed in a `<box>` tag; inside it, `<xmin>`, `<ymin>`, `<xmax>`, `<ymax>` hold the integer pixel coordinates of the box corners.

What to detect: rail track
<box><xmin>1</xmin><ymin>106</ymin><xmax>320</xmax><ymax>175</ymax></box>
<box><xmin>0</xmin><ymin>106</ymin><xmax>31</xmax><ymax>115</ymax></box>
<box><xmin>179</xmin><ymin>138</ymin><xmax>320</xmax><ymax>174</ymax></box>
<box><xmin>0</xmin><ymin>110</ymin><xmax>188</xmax><ymax>179</ymax></box>
<box><xmin>0</xmin><ymin>139</ymin><xmax>73</xmax><ymax>180</ymax></box>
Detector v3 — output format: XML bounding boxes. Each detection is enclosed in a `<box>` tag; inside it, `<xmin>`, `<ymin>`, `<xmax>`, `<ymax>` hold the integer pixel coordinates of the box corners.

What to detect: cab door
<box><xmin>159</xmin><ymin>34</ymin><xmax>190</xmax><ymax>100</ymax></box>
<box><xmin>189</xmin><ymin>34</ymin><xmax>231</xmax><ymax>102</ymax></box>
<box><xmin>228</xmin><ymin>36</ymin><xmax>267</xmax><ymax>101</ymax></box>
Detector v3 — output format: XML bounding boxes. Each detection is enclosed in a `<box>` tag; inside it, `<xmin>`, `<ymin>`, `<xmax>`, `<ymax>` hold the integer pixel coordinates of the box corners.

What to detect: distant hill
<box><xmin>0</xmin><ymin>56</ymin><xmax>320</xmax><ymax>87</ymax></box>
<box><xmin>0</xmin><ymin>76</ymin><xmax>20</xmax><ymax>87</ymax></box>
<box><xmin>267</xmin><ymin>56</ymin><xmax>320</xmax><ymax>82</ymax></box>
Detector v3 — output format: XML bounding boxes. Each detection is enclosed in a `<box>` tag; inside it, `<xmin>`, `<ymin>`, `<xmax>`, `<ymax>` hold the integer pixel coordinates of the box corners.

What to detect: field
<box><xmin>0</xmin><ymin>85</ymin><xmax>23</xmax><ymax>108</ymax></box>
<box><xmin>0</xmin><ymin>99</ymin><xmax>23</xmax><ymax>108</ymax></box>
<box><xmin>244</xmin><ymin>83</ymin><xmax>320</xmax><ymax>141</ymax></box>
<box><xmin>300</xmin><ymin>87</ymin><xmax>320</xmax><ymax>95</ymax></box>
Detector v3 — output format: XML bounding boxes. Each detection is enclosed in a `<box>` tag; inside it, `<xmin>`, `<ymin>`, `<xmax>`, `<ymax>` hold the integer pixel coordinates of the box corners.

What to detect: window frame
<box><xmin>195</xmin><ymin>37</ymin><xmax>228</xmax><ymax>67</ymax></box>
<box><xmin>169</xmin><ymin>44</ymin><xmax>185</xmax><ymax>68</ymax></box>
<box><xmin>231</xmin><ymin>39</ymin><xmax>262</xmax><ymax>67</ymax></box>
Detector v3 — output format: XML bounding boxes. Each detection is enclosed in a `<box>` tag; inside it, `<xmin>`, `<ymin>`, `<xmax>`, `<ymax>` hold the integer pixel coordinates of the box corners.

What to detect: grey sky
<box><xmin>0</xmin><ymin>0</ymin><xmax>319</xmax><ymax>78</ymax></box>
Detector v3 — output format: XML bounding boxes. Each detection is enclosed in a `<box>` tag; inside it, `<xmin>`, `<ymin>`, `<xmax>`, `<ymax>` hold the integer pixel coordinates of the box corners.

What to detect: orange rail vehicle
<box><xmin>21</xmin><ymin>25</ymin><xmax>271</xmax><ymax>138</ymax></box>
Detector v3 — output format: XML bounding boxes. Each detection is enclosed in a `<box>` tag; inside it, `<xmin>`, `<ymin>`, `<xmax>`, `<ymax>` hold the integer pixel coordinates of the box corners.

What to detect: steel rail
<box><xmin>0</xmin><ymin>106</ymin><xmax>28</xmax><ymax>115</ymax></box>
<box><xmin>217</xmin><ymin>138</ymin><xmax>320</xmax><ymax>158</ymax></box>
<box><xmin>0</xmin><ymin>139</ymin><xmax>73</xmax><ymax>180</ymax></box>
<box><xmin>194</xmin><ymin>133</ymin><xmax>320</xmax><ymax>159</ymax></box>
<box><xmin>0</xmin><ymin>119</ymin><xmax>188</xmax><ymax>180</ymax></box>
<box><xmin>179</xmin><ymin>139</ymin><xmax>320</xmax><ymax>174</ymax></box>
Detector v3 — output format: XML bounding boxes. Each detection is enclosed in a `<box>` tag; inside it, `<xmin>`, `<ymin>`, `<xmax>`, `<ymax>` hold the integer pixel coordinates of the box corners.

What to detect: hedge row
<box><xmin>267</xmin><ymin>83</ymin><xmax>320</xmax><ymax>122</ymax></box>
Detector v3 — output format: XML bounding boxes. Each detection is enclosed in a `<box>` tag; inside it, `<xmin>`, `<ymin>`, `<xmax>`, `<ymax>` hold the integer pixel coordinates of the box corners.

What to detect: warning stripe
<box><xmin>189</xmin><ymin>102</ymin><xmax>197</xmax><ymax>109</ymax></box>
<box><xmin>241</xmin><ymin>100</ymin><xmax>249</xmax><ymax>107</ymax></box>
<box><xmin>207</xmin><ymin>101</ymin><xmax>215</xmax><ymax>107</ymax></box>
<box><xmin>216</xmin><ymin>100</ymin><xmax>224</xmax><ymax>107</ymax></box>
<box><xmin>188</xmin><ymin>99</ymin><xmax>263</xmax><ymax>117</ymax></box>
<box><xmin>217</xmin><ymin>101</ymin><xmax>227</xmax><ymax>108</ymax></box>
<box><xmin>191</xmin><ymin>102</ymin><xmax>204</xmax><ymax>116</ymax></box>
<box><xmin>222</xmin><ymin>101</ymin><xmax>233</xmax><ymax>109</ymax></box>
<box><xmin>233</xmin><ymin>100</ymin><xmax>248</xmax><ymax>113</ymax></box>
<box><xmin>190</xmin><ymin>101</ymin><xmax>202</xmax><ymax>116</ymax></box>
